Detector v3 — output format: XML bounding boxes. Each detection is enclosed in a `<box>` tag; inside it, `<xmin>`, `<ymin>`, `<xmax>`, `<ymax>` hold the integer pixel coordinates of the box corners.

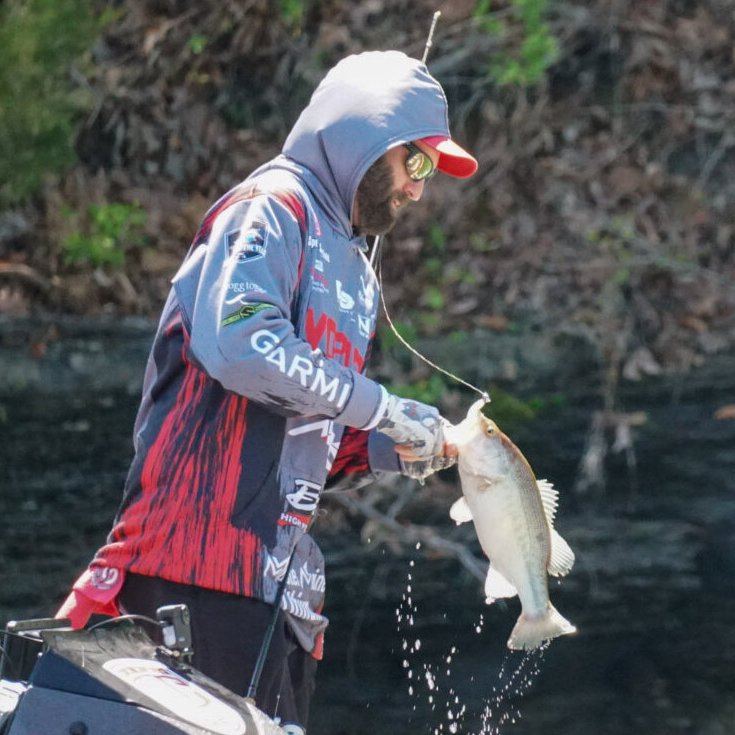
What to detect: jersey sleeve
<box><xmin>173</xmin><ymin>193</ymin><xmax>381</xmax><ymax>427</ymax></box>
<box><xmin>325</xmin><ymin>427</ymin><xmax>401</xmax><ymax>492</ymax></box>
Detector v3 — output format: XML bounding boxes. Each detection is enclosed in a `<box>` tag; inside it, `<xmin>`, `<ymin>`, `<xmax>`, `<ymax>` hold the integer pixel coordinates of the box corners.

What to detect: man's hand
<box><xmin>399</xmin><ymin>416</ymin><xmax>458</xmax><ymax>482</ymax></box>
<box><xmin>400</xmin><ymin>452</ymin><xmax>456</xmax><ymax>483</ymax></box>
<box><xmin>374</xmin><ymin>392</ymin><xmax>446</xmax><ymax>459</ymax></box>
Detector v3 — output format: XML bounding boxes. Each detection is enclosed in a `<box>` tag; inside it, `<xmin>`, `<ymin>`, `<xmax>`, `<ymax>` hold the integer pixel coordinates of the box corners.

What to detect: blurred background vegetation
<box><xmin>0</xmin><ymin>0</ymin><xmax>733</xmax><ymax>419</ymax></box>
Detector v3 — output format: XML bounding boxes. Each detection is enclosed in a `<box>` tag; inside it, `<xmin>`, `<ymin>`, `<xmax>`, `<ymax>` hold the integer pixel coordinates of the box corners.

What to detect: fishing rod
<box><xmin>369</xmin><ymin>11</ymin><xmax>490</xmax><ymax>404</ymax></box>
<box><xmin>245</xmin><ymin>548</ymin><xmax>297</xmax><ymax>704</ymax></box>
<box><xmin>369</xmin><ymin>10</ymin><xmax>441</xmax><ymax>271</ymax></box>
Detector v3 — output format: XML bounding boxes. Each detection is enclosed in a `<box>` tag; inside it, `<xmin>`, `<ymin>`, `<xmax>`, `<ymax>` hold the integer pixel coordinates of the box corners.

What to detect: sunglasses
<box><xmin>403</xmin><ymin>142</ymin><xmax>437</xmax><ymax>181</ymax></box>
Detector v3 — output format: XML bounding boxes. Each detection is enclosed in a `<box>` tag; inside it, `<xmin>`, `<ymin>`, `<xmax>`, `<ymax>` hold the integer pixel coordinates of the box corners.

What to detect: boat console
<box><xmin>0</xmin><ymin>608</ymin><xmax>286</xmax><ymax>735</ymax></box>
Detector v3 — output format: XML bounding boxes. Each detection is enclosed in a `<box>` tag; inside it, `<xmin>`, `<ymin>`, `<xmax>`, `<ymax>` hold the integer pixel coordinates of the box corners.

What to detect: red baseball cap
<box><xmin>419</xmin><ymin>135</ymin><xmax>478</xmax><ymax>178</ymax></box>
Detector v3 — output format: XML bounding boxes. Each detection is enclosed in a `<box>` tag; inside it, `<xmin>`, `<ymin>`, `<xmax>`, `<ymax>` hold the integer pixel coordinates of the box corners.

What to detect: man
<box><xmin>57</xmin><ymin>49</ymin><xmax>477</xmax><ymax>733</ymax></box>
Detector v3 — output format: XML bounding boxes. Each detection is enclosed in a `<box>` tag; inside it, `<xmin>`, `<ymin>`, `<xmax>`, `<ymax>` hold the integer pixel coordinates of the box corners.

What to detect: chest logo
<box><xmin>336</xmin><ymin>280</ymin><xmax>355</xmax><ymax>311</ymax></box>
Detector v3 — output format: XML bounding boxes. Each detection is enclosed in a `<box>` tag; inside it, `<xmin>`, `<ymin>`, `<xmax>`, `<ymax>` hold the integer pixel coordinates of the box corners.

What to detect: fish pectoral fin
<box><xmin>449</xmin><ymin>496</ymin><xmax>473</xmax><ymax>525</ymax></box>
<box><xmin>484</xmin><ymin>566</ymin><xmax>517</xmax><ymax>603</ymax></box>
<box><xmin>537</xmin><ymin>478</ymin><xmax>560</xmax><ymax>526</ymax></box>
<box><xmin>547</xmin><ymin>529</ymin><xmax>576</xmax><ymax>577</ymax></box>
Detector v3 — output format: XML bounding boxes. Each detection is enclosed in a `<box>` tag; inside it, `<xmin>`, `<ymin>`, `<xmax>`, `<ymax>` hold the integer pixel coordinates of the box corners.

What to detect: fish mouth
<box><xmin>445</xmin><ymin>398</ymin><xmax>492</xmax><ymax>448</ymax></box>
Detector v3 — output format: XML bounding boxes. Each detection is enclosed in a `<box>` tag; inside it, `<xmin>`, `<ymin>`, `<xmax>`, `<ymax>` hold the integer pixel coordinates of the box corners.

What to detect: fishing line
<box><xmin>86</xmin><ymin>613</ymin><xmax>163</xmax><ymax>631</ymax></box>
<box><xmin>421</xmin><ymin>10</ymin><xmax>441</xmax><ymax>64</ymax></box>
<box><xmin>369</xmin><ymin>9</ymin><xmax>490</xmax><ymax>406</ymax></box>
<box><xmin>375</xmin><ymin>245</ymin><xmax>490</xmax><ymax>403</ymax></box>
<box><xmin>0</xmin><ymin>638</ymin><xmax>20</xmax><ymax>680</ymax></box>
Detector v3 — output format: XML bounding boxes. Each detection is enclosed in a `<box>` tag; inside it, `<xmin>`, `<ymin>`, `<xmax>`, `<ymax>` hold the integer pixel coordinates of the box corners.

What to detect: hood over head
<box><xmin>280</xmin><ymin>50</ymin><xmax>477</xmax><ymax>235</ymax></box>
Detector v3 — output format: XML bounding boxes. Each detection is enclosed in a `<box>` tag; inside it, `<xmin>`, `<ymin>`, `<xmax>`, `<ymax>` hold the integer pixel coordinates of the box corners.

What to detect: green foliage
<box><xmin>585</xmin><ymin>214</ymin><xmax>639</xmax><ymax>287</ymax></box>
<box><xmin>475</xmin><ymin>0</ymin><xmax>559</xmax><ymax>87</ymax></box>
<box><xmin>62</xmin><ymin>202</ymin><xmax>148</xmax><ymax>268</ymax></box>
<box><xmin>0</xmin><ymin>0</ymin><xmax>110</xmax><ymax>206</ymax></box>
<box><xmin>428</xmin><ymin>222</ymin><xmax>448</xmax><ymax>252</ymax></box>
<box><xmin>378</xmin><ymin>321</ymin><xmax>419</xmax><ymax>352</ymax></box>
<box><xmin>422</xmin><ymin>285</ymin><xmax>445</xmax><ymax>311</ymax></box>
<box><xmin>387</xmin><ymin>373</ymin><xmax>449</xmax><ymax>406</ymax></box>
<box><xmin>468</xmin><ymin>231</ymin><xmax>500</xmax><ymax>253</ymax></box>
<box><xmin>384</xmin><ymin>376</ymin><xmax>565</xmax><ymax>429</ymax></box>
<box><xmin>423</xmin><ymin>256</ymin><xmax>443</xmax><ymax>279</ymax></box>
<box><xmin>412</xmin><ymin>221</ymin><xmax>451</xmax><ymax>328</ymax></box>
<box><xmin>279</xmin><ymin>0</ymin><xmax>304</xmax><ymax>30</ymax></box>
<box><xmin>481</xmin><ymin>387</ymin><xmax>565</xmax><ymax>430</ymax></box>
<box><xmin>187</xmin><ymin>34</ymin><xmax>208</xmax><ymax>55</ymax></box>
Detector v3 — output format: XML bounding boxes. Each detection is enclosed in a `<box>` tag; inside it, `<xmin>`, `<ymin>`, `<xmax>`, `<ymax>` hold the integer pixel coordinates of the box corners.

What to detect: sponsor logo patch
<box><xmin>310</xmin><ymin>266</ymin><xmax>330</xmax><ymax>294</ymax></box>
<box><xmin>226</xmin><ymin>224</ymin><xmax>269</xmax><ymax>263</ymax></box>
<box><xmin>288</xmin><ymin>419</ymin><xmax>339</xmax><ymax>470</ymax></box>
<box><xmin>228</xmin><ymin>280</ymin><xmax>265</xmax><ymax>295</ymax></box>
<box><xmin>335</xmin><ymin>280</ymin><xmax>355</xmax><ymax>311</ymax></box>
<box><xmin>221</xmin><ymin>301</ymin><xmax>271</xmax><ymax>327</ymax></box>
<box><xmin>285</xmin><ymin>479</ymin><xmax>321</xmax><ymax>513</ymax></box>
<box><xmin>359</xmin><ymin>274</ymin><xmax>376</xmax><ymax>312</ymax></box>
<box><xmin>357</xmin><ymin>314</ymin><xmax>372</xmax><ymax>339</ymax></box>
<box><xmin>90</xmin><ymin>567</ymin><xmax>121</xmax><ymax>591</ymax></box>
<box><xmin>251</xmin><ymin>328</ymin><xmax>352</xmax><ymax>407</ymax></box>
<box><xmin>278</xmin><ymin>511</ymin><xmax>311</xmax><ymax>531</ymax></box>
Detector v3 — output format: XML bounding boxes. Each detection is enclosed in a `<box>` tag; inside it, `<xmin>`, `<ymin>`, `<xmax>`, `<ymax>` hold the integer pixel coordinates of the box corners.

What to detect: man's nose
<box><xmin>403</xmin><ymin>178</ymin><xmax>425</xmax><ymax>202</ymax></box>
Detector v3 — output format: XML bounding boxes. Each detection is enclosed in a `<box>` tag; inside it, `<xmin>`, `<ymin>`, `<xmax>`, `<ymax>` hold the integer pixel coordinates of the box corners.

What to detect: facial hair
<box><xmin>353</xmin><ymin>155</ymin><xmax>408</xmax><ymax>236</ymax></box>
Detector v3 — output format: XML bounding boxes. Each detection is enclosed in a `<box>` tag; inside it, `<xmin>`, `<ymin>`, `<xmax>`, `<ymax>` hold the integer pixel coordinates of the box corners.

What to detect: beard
<box><xmin>353</xmin><ymin>155</ymin><xmax>408</xmax><ymax>236</ymax></box>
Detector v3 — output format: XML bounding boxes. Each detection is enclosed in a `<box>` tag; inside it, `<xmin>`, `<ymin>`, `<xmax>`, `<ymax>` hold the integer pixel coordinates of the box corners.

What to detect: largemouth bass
<box><xmin>445</xmin><ymin>400</ymin><xmax>576</xmax><ymax>650</ymax></box>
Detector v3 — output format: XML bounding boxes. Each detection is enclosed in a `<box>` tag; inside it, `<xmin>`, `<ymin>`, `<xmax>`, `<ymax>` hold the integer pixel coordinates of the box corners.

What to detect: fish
<box><xmin>445</xmin><ymin>399</ymin><xmax>576</xmax><ymax>650</ymax></box>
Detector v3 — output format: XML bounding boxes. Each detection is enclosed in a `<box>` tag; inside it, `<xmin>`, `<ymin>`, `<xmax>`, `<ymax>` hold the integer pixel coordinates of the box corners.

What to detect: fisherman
<box><xmin>56</xmin><ymin>49</ymin><xmax>477</xmax><ymax>734</ymax></box>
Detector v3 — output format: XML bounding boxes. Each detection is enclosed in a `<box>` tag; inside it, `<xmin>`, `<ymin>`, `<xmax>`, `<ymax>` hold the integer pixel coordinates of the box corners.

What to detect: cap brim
<box><xmin>420</xmin><ymin>135</ymin><xmax>478</xmax><ymax>178</ymax></box>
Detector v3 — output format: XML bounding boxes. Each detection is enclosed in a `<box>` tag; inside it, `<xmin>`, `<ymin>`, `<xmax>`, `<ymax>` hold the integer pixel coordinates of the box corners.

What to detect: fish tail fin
<box><xmin>507</xmin><ymin>604</ymin><xmax>576</xmax><ymax>651</ymax></box>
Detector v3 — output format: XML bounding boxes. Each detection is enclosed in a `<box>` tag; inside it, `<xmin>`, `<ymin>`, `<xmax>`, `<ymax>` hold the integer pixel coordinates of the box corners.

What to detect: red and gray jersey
<box><xmin>90</xmin><ymin>50</ymin><xmax>459</xmax><ymax>653</ymax></box>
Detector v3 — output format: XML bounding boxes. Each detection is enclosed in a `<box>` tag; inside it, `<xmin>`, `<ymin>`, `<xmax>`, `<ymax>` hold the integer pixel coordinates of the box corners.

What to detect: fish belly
<box><xmin>465</xmin><ymin>478</ymin><xmax>551</xmax><ymax>615</ymax></box>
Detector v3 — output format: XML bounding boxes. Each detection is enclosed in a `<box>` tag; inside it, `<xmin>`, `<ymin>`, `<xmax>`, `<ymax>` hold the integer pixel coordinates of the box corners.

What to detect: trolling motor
<box><xmin>0</xmin><ymin>608</ymin><xmax>286</xmax><ymax>735</ymax></box>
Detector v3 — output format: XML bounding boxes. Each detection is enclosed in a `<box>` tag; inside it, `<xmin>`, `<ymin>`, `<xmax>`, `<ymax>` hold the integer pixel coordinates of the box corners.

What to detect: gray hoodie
<box><xmin>91</xmin><ymin>50</ymin><xmax>456</xmax><ymax>654</ymax></box>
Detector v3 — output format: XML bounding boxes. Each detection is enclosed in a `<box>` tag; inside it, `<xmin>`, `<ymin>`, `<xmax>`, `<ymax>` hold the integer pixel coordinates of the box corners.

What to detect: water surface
<box><xmin>1</xmin><ymin>331</ymin><xmax>733</xmax><ymax>734</ymax></box>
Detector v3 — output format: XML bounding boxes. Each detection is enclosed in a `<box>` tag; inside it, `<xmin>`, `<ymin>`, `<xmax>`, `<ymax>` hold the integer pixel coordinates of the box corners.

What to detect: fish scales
<box><xmin>446</xmin><ymin>400</ymin><xmax>576</xmax><ymax>650</ymax></box>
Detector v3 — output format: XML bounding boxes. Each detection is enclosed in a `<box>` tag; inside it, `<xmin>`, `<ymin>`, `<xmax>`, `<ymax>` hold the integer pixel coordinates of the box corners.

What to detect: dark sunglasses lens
<box><xmin>406</xmin><ymin>150</ymin><xmax>434</xmax><ymax>181</ymax></box>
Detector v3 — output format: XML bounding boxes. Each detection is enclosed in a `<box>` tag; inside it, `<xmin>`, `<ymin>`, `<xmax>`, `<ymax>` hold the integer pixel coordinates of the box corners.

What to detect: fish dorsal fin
<box><xmin>548</xmin><ymin>529</ymin><xmax>575</xmax><ymax>577</ymax></box>
<box><xmin>537</xmin><ymin>478</ymin><xmax>559</xmax><ymax>526</ymax></box>
<box><xmin>449</xmin><ymin>496</ymin><xmax>473</xmax><ymax>525</ymax></box>
<box><xmin>484</xmin><ymin>565</ymin><xmax>517</xmax><ymax>603</ymax></box>
<box><xmin>537</xmin><ymin>478</ymin><xmax>575</xmax><ymax>576</ymax></box>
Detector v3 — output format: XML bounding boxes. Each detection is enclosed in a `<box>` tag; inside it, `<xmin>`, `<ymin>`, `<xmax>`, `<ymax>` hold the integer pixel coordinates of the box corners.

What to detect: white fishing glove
<box><xmin>372</xmin><ymin>388</ymin><xmax>446</xmax><ymax>459</ymax></box>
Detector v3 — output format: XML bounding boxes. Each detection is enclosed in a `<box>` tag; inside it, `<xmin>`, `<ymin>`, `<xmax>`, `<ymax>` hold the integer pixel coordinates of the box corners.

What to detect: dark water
<box><xmin>1</xmin><ymin>328</ymin><xmax>734</xmax><ymax>735</ymax></box>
